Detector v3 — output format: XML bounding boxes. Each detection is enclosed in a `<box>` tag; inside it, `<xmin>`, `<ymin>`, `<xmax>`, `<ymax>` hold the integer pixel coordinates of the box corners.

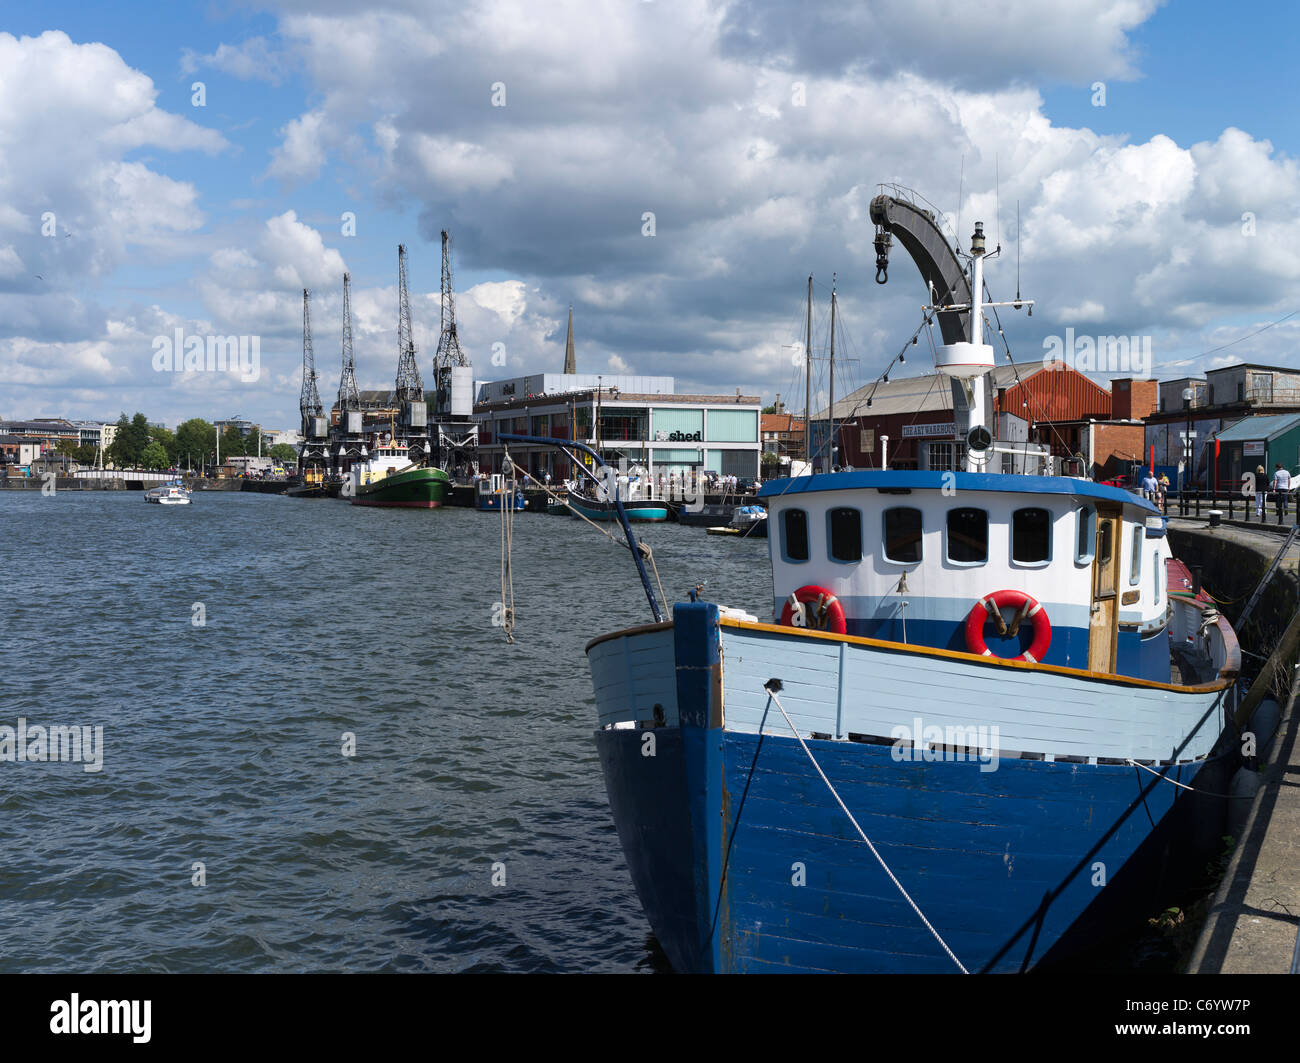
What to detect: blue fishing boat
<box><xmin>566</xmin><ymin>192</ymin><xmax>1252</xmax><ymax>973</ymax></box>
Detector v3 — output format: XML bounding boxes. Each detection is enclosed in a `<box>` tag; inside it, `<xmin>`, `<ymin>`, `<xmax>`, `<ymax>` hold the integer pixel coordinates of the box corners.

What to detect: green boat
<box><xmin>349</xmin><ymin>442</ymin><xmax>450</xmax><ymax>508</ymax></box>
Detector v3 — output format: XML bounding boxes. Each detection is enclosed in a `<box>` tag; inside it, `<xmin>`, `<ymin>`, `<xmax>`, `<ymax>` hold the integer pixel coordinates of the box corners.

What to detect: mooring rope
<box><xmin>504</xmin><ymin>459</ymin><xmax>667</xmax><ymax>623</ymax></box>
<box><xmin>762</xmin><ymin>681</ymin><xmax>968</xmax><ymax>973</ymax></box>
<box><xmin>1124</xmin><ymin>758</ymin><xmax>1255</xmax><ymax>798</ymax></box>
<box><xmin>499</xmin><ymin>450</ymin><xmax>517</xmax><ymax>643</ymax></box>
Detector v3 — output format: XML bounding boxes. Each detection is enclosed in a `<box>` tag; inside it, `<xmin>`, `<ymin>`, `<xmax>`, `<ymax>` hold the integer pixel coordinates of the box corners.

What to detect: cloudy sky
<box><xmin>1</xmin><ymin>0</ymin><xmax>1298</xmax><ymax>430</ymax></box>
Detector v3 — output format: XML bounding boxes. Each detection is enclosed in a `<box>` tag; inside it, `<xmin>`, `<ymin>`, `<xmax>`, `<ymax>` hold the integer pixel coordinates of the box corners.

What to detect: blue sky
<box><xmin>2</xmin><ymin>0</ymin><xmax>1297</xmax><ymax>430</ymax></box>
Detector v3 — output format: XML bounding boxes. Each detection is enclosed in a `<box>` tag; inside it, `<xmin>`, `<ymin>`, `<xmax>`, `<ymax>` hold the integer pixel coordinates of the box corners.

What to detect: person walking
<box><xmin>1141</xmin><ymin>469</ymin><xmax>1158</xmax><ymax>502</ymax></box>
<box><xmin>1253</xmin><ymin>464</ymin><xmax>1267</xmax><ymax>519</ymax></box>
<box><xmin>1272</xmin><ymin>463</ymin><xmax>1292</xmax><ymax>523</ymax></box>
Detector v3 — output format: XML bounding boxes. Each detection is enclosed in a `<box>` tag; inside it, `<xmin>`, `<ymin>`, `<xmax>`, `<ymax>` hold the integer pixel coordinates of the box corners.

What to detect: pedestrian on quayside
<box><xmin>1271</xmin><ymin>463</ymin><xmax>1292</xmax><ymax>523</ymax></box>
<box><xmin>1253</xmin><ymin>464</ymin><xmax>1267</xmax><ymax>518</ymax></box>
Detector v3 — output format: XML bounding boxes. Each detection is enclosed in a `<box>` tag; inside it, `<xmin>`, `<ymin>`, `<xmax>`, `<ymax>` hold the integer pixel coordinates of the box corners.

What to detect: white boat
<box><xmin>144</xmin><ymin>480</ymin><xmax>191</xmax><ymax>505</ymax></box>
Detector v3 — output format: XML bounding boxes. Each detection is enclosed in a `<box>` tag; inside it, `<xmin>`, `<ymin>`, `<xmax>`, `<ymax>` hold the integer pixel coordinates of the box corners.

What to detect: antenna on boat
<box><xmin>955</xmin><ymin>155</ymin><xmax>965</xmax><ymax>254</ymax></box>
<box><xmin>1015</xmin><ymin>200</ymin><xmax>1022</xmax><ymax>309</ymax></box>
<box><xmin>828</xmin><ymin>274</ymin><xmax>837</xmax><ymax>471</ymax></box>
<box><xmin>994</xmin><ymin>155</ymin><xmax>1001</xmax><ymax>255</ymax></box>
<box><xmin>804</xmin><ymin>273</ymin><xmax>813</xmax><ymax>470</ymax></box>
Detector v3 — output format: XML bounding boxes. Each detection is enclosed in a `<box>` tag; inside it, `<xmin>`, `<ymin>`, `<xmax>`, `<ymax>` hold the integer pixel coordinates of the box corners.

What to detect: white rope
<box><xmin>508</xmin><ymin>460</ymin><xmax>626</xmax><ymax>548</ymax></box>
<box><xmin>1125</xmin><ymin>757</ymin><xmax>1253</xmax><ymax>798</ymax></box>
<box><xmin>499</xmin><ymin>451</ymin><xmax>516</xmax><ymax>643</ymax></box>
<box><xmin>764</xmin><ymin>683</ymin><xmax>969</xmax><ymax>973</ymax></box>
<box><xmin>506</xmin><ymin>459</ymin><xmax>666</xmax><ymax>623</ymax></box>
<box><xmin>1125</xmin><ymin>758</ymin><xmax>1197</xmax><ymax>791</ymax></box>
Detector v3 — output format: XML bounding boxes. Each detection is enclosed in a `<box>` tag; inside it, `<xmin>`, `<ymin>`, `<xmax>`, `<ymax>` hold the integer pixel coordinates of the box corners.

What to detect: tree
<box><xmin>761</xmin><ymin>451</ymin><xmax>781</xmax><ymax>469</ymax></box>
<box><xmin>762</xmin><ymin>404</ymin><xmax>777</xmax><ymax>414</ymax></box>
<box><xmin>73</xmin><ymin>444</ymin><xmax>98</xmax><ymax>465</ymax></box>
<box><xmin>268</xmin><ymin>443</ymin><xmax>297</xmax><ymax>464</ymax></box>
<box><xmin>140</xmin><ymin>441</ymin><xmax>169</xmax><ymax>469</ymax></box>
<box><xmin>221</xmin><ymin>426</ymin><xmax>249</xmax><ymax>458</ymax></box>
<box><xmin>175</xmin><ymin>418</ymin><xmax>215</xmax><ymax>469</ymax></box>
<box><xmin>127</xmin><ymin>413</ymin><xmax>150</xmax><ymax>460</ymax></box>
<box><xmin>106</xmin><ymin>413</ymin><xmax>133</xmax><ymax>467</ymax></box>
<box><xmin>151</xmin><ymin>425</ymin><xmax>177</xmax><ymax>464</ymax></box>
<box><xmin>55</xmin><ymin>439</ymin><xmax>78</xmax><ymax>457</ymax></box>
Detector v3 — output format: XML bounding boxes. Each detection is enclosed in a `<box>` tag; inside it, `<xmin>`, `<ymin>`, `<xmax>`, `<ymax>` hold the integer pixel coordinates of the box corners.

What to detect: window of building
<box><xmin>927</xmin><ymin>441</ymin><xmax>965</xmax><ymax>472</ymax></box>
<box><xmin>946</xmin><ymin>507</ymin><xmax>988</xmax><ymax>565</ymax></box>
<box><xmin>1012</xmin><ymin>507</ymin><xmax>1052</xmax><ymax>565</ymax></box>
<box><xmin>1076</xmin><ymin>506</ymin><xmax>1096</xmax><ymax>564</ymax></box>
<box><xmin>782</xmin><ymin>508</ymin><xmax>809</xmax><ymax>562</ymax></box>
<box><xmin>827</xmin><ymin>507</ymin><xmax>862</xmax><ymax>562</ymax></box>
<box><xmin>1129</xmin><ymin>524</ymin><xmax>1143</xmax><ymax>586</ymax></box>
<box><xmin>883</xmin><ymin>507</ymin><xmax>923</xmax><ymax>564</ymax></box>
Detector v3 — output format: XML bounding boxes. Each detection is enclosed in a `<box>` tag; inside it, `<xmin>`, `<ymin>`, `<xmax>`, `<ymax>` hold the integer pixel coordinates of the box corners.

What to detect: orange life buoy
<box><xmin>965</xmin><ymin>589</ymin><xmax>1051</xmax><ymax>663</ymax></box>
<box><xmin>780</xmin><ymin>585</ymin><xmax>847</xmax><ymax>634</ymax></box>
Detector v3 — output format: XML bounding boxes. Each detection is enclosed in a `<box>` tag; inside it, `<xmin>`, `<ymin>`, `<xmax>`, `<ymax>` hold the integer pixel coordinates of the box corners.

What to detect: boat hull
<box><xmin>587</xmin><ymin>602</ymin><xmax>1233</xmax><ymax>973</ymax></box>
<box><xmin>567</xmin><ymin>495</ymin><xmax>668</xmax><ymax>522</ymax></box>
<box><xmin>476</xmin><ymin>494</ymin><xmax>526</xmax><ymax>511</ymax></box>
<box><xmin>350</xmin><ymin>467</ymin><xmax>450</xmax><ymax>508</ymax></box>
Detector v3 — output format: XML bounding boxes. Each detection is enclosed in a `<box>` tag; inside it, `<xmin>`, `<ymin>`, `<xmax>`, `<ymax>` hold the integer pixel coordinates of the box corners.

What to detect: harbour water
<box><xmin>0</xmin><ymin>490</ymin><xmax>771</xmax><ymax>972</ymax></box>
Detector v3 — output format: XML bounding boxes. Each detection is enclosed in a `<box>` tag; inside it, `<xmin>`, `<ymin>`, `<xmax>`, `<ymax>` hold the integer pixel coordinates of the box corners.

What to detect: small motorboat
<box><xmin>144</xmin><ymin>480</ymin><xmax>192</xmax><ymax>505</ymax></box>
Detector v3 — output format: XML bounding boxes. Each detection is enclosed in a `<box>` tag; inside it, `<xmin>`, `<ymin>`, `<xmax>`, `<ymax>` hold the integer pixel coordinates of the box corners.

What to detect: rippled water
<box><xmin>0</xmin><ymin>490</ymin><xmax>771</xmax><ymax>973</ymax></box>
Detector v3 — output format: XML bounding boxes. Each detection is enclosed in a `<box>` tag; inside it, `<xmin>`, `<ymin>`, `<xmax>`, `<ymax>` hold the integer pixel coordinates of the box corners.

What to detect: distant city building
<box><xmin>0</xmin><ymin>436</ymin><xmax>41</xmax><ymax>469</ymax></box>
<box><xmin>1147</xmin><ymin>362</ymin><xmax>1300</xmax><ymax>487</ymax></box>
<box><xmin>266</xmin><ymin>429</ymin><xmax>302</xmax><ymax>448</ymax></box>
<box><xmin>761</xmin><ymin>394</ymin><xmax>805</xmax><ymax>462</ymax></box>
<box><xmin>474</xmin><ymin>372</ymin><xmax>761</xmax><ymax>481</ymax></box>
<box><xmin>214</xmin><ymin>417</ymin><xmax>256</xmax><ymax>437</ymax></box>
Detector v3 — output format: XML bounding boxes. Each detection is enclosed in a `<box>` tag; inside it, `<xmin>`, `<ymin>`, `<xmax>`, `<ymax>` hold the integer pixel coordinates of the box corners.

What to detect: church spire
<box><xmin>563</xmin><ymin>305</ymin><xmax>577</xmax><ymax>374</ymax></box>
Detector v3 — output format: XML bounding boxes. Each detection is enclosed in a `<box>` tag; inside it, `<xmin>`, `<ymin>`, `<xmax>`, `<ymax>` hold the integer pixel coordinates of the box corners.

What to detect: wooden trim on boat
<box><xmin>585</xmin><ymin>621</ymin><xmax>674</xmax><ymax>653</ymax></box>
<box><xmin>716</xmin><ymin>617</ymin><xmax>1235</xmax><ymax>694</ymax></box>
<box><xmin>584</xmin><ymin>616</ymin><xmax>1237</xmax><ymax>692</ymax></box>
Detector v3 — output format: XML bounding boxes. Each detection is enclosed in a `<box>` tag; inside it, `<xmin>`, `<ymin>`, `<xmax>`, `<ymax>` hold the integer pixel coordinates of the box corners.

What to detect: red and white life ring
<box><xmin>964</xmin><ymin>589</ymin><xmax>1051</xmax><ymax>663</ymax></box>
<box><xmin>779</xmin><ymin>585</ymin><xmax>847</xmax><ymax>634</ymax></box>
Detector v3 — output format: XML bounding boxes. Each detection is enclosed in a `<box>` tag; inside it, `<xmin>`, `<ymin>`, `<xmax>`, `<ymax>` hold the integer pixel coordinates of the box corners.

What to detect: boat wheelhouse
<box><xmin>765</xmin><ymin>471</ymin><xmax>1174</xmax><ymax>679</ymax></box>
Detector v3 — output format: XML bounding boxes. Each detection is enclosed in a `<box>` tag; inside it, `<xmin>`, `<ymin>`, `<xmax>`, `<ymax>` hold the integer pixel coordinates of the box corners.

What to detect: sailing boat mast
<box><xmin>828</xmin><ymin>274</ymin><xmax>837</xmax><ymax>470</ymax></box>
<box><xmin>804</xmin><ymin>274</ymin><xmax>812</xmax><ymax>470</ymax></box>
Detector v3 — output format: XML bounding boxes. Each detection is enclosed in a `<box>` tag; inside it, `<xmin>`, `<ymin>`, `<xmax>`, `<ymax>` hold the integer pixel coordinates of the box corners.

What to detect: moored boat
<box><xmin>349</xmin><ymin>441</ymin><xmax>449</xmax><ymax>508</ymax></box>
<box><xmin>567</xmin><ymin>475</ymin><xmax>669</xmax><ymax>522</ymax></box>
<box><xmin>575</xmin><ymin>193</ymin><xmax>1251</xmax><ymax>973</ymax></box>
<box><xmin>144</xmin><ymin>480</ymin><xmax>191</xmax><ymax>505</ymax></box>
<box><xmin>475</xmin><ymin>473</ymin><xmax>526</xmax><ymax>511</ymax></box>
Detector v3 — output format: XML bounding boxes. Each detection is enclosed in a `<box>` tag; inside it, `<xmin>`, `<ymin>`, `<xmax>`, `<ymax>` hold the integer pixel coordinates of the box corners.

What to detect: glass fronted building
<box><xmin>474</xmin><ymin>375</ymin><xmax>761</xmax><ymax>482</ymax></box>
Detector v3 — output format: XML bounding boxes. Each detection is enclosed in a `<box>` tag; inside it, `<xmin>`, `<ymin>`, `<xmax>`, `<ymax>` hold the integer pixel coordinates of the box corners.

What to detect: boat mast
<box><xmin>804</xmin><ymin>274</ymin><xmax>812</xmax><ymax>470</ymax></box>
<box><xmin>828</xmin><ymin>274</ymin><xmax>837</xmax><ymax>470</ymax></box>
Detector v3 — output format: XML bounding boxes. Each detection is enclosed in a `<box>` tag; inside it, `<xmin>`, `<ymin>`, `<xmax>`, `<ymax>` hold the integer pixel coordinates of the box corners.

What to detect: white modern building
<box><xmin>474</xmin><ymin>374</ymin><xmax>762</xmax><ymax>482</ymax></box>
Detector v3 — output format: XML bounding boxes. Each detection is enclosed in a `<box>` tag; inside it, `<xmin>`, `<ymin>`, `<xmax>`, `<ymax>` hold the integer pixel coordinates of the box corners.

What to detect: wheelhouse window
<box><xmin>1076</xmin><ymin>506</ymin><xmax>1096</xmax><ymax>564</ymax></box>
<box><xmin>1153</xmin><ymin>552</ymin><xmax>1161</xmax><ymax>605</ymax></box>
<box><xmin>1129</xmin><ymin>524</ymin><xmax>1143</xmax><ymax>586</ymax></box>
<box><xmin>946</xmin><ymin>507</ymin><xmax>988</xmax><ymax>565</ymax></box>
<box><xmin>1012</xmin><ymin>507</ymin><xmax>1052</xmax><ymax>565</ymax></box>
<box><xmin>782</xmin><ymin>508</ymin><xmax>809</xmax><ymax>562</ymax></box>
<box><xmin>827</xmin><ymin>507</ymin><xmax>862</xmax><ymax>563</ymax></box>
<box><xmin>883</xmin><ymin>507</ymin><xmax>923</xmax><ymax>564</ymax></box>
